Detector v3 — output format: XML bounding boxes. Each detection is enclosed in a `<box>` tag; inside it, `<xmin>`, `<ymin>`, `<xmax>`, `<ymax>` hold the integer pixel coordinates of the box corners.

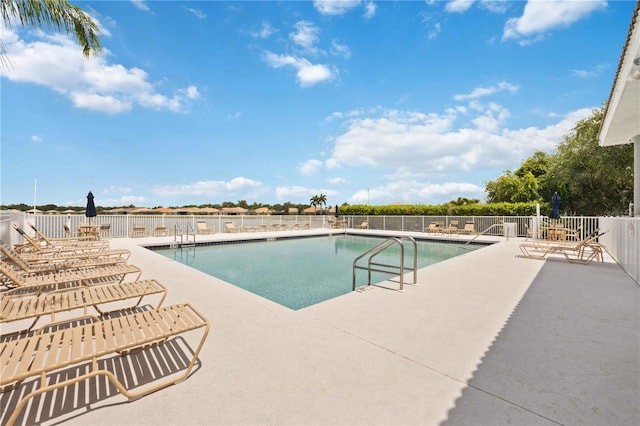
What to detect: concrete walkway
<box><xmin>2</xmin><ymin>230</ymin><xmax>638</xmax><ymax>425</ymax></box>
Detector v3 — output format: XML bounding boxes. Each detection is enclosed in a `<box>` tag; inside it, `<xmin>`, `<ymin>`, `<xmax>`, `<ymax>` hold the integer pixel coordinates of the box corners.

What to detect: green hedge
<box><xmin>339</xmin><ymin>202</ymin><xmax>546</xmax><ymax>216</ymax></box>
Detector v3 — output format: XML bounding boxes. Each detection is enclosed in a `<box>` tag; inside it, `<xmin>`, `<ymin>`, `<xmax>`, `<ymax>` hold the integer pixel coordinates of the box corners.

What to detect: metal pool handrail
<box><xmin>353</xmin><ymin>236</ymin><xmax>417</xmax><ymax>292</ymax></box>
<box><xmin>464</xmin><ymin>223</ymin><xmax>505</xmax><ymax>245</ymax></box>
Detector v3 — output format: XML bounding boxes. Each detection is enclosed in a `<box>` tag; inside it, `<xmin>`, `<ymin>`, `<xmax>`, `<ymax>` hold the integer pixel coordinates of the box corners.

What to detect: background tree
<box><xmin>485</xmin><ymin>170</ymin><xmax>540</xmax><ymax>203</ymax></box>
<box><xmin>1</xmin><ymin>0</ymin><xmax>102</xmax><ymax>64</ymax></box>
<box><xmin>448</xmin><ymin>197</ymin><xmax>480</xmax><ymax>206</ymax></box>
<box><xmin>484</xmin><ymin>105</ymin><xmax>633</xmax><ymax>215</ymax></box>
<box><xmin>309</xmin><ymin>193</ymin><xmax>327</xmax><ymax>213</ymax></box>
<box><xmin>542</xmin><ymin>107</ymin><xmax>633</xmax><ymax>215</ymax></box>
<box><xmin>317</xmin><ymin>193</ymin><xmax>327</xmax><ymax>210</ymax></box>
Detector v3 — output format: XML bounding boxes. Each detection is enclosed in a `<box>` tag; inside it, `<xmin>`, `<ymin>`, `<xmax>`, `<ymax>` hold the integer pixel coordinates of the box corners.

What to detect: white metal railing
<box><xmin>3</xmin><ymin>211</ymin><xmax>636</xmax><ymax>284</ymax></box>
<box><xmin>173</xmin><ymin>224</ymin><xmax>195</xmax><ymax>248</ymax></box>
<box><xmin>2</xmin><ymin>213</ymin><xmax>600</xmax><ymax>239</ymax></box>
<box><xmin>18</xmin><ymin>213</ymin><xmax>327</xmax><ymax>239</ymax></box>
<box><xmin>345</xmin><ymin>215</ymin><xmax>601</xmax><ymax>239</ymax></box>
<box><xmin>352</xmin><ymin>236</ymin><xmax>417</xmax><ymax>292</ymax></box>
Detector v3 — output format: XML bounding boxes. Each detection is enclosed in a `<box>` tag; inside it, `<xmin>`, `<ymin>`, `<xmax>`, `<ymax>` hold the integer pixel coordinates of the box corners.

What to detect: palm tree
<box><xmin>317</xmin><ymin>193</ymin><xmax>327</xmax><ymax>211</ymax></box>
<box><xmin>310</xmin><ymin>195</ymin><xmax>320</xmax><ymax>213</ymax></box>
<box><xmin>310</xmin><ymin>193</ymin><xmax>327</xmax><ymax>214</ymax></box>
<box><xmin>1</xmin><ymin>0</ymin><xmax>102</xmax><ymax>65</ymax></box>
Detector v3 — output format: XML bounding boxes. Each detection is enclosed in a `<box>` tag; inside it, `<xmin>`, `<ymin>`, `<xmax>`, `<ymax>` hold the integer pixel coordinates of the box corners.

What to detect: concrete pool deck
<box><xmin>2</xmin><ymin>229</ymin><xmax>639</xmax><ymax>425</ymax></box>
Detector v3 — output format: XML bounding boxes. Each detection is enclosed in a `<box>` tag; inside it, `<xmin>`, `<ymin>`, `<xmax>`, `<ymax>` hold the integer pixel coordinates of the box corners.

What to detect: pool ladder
<box><xmin>173</xmin><ymin>223</ymin><xmax>196</xmax><ymax>248</ymax></box>
<box><xmin>352</xmin><ymin>237</ymin><xmax>417</xmax><ymax>292</ymax></box>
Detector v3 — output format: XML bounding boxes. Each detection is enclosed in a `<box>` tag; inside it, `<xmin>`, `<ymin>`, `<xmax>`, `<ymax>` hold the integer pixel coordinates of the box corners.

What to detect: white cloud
<box><xmin>330</xmin><ymin>40</ymin><xmax>352</xmax><ymax>58</ymax></box>
<box><xmin>290</xmin><ymin>21</ymin><xmax>320</xmax><ymax>55</ymax></box>
<box><xmin>348</xmin><ymin>181</ymin><xmax>485</xmax><ymax>205</ymax></box>
<box><xmin>427</xmin><ymin>22</ymin><xmax>441</xmax><ymax>40</ymax></box>
<box><xmin>185</xmin><ymin>7</ymin><xmax>207</xmax><ymax>19</ymax></box>
<box><xmin>503</xmin><ymin>0</ymin><xmax>606</xmax><ymax>42</ymax></box>
<box><xmin>70</xmin><ymin>91</ymin><xmax>132</xmax><ymax>114</ymax></box>
<box><xmin>363</xmin><ymin>2</ymin><xmax>377</xmax><ymax>19</ymax></box>
<box><xmin>78</xmin><ymin>194</ymin><xmax>148</xmax><ymax>206</ymax></box>
<box><xmin>181</xmin><ymin>85</ymin><xmax>201</xmax><ymax>100</ymax></box>
<box><xmin>453</xmin><ymin>81</ymin><xmax>519</xmax><ymax>101</ymax></box>
<box><xmin>1</xmin><ymin>28</ymin><xmax>200</xmax><ymax>114</ymax></box>
<box><xmin>479</xmin><ymin>0</ymin><xmax>509</xmax><ymax>14</ymax></box>
<box><xmin>263</xmin><ymin>51</ymin><xmax>336</xmax><ymax>87</ymax></box>
<box><xmin>251</xmin><ymin>21</ymin><xmax>277</xmax><ymax>39</ymax></box>
<box><xmin>153</xmin><ymin>177</ymin><xmax>263</xmax><ymax>198</ymax></box>
<box><xmin>103</xmin><ymin>185</ymin><xmax>132</xmax><ymax>195</ymax></box>
<box><xmin>130</xmin><ymin>1</ymin><xmax>150</xmax><ymax>12</ymax></box>
<box><xmin>328</xmin><ymin>177</ymin><xmax>347</xmax><ymax>185</ymax></box>
<box><xmin>446</xmin><ymin>0</ymin><xmax>475</xmax><ymax>13</ymax></box>
<box><xmin>298</xmin><ymin>159</ymin><xmax>323</xmax><ymax>176</ymax></box>
<box><xmin>314</xmin><ymin>0</ymin><xmax>361</xmax><ymax>16</ymax></box>
<box><xmin>325</xmin><ymin>157</ymin><xmax>341</xmax><ymax>169</ymax></box>
<box><xmin>119</xmin><ymin>195</ymin><xmax>149</xmax><ymax>205</ymax></box>
<box><xmin>327</xmin><ymin>102</ymin><xmax>593</xmax><ymax>185</ymax></box>
<box><xmin>226</xmin><ymin>111</ymin><xmax>242</xmax><ymax>121</ymax></box>
<box><xmin>30</xmin><ymin>135</ymin><xmax>43</xmax><ymax>143</ymax></box>
<box><xmin>570</xmin><ymin>64</ymin><xmax>607</xmax><ymax>79</ymax></box>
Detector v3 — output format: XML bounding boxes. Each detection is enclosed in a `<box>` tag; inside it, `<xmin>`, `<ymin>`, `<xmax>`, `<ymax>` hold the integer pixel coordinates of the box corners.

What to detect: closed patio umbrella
<box><xmin>549</xmin><ymin>192</ymin><xmax>561</xmax><ymax>223</ymax></box>
<box><xmin>86</xmin><ymin>191</ymin><xmax>97</xmax><ymax>223</ymax></box>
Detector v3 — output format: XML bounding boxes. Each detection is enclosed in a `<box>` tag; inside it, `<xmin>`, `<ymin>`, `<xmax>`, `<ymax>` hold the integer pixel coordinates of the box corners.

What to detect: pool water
<box><xmin>156</xmin><ymin>235</ymin><xmax>477</xmax><ymax>310</ymax></box>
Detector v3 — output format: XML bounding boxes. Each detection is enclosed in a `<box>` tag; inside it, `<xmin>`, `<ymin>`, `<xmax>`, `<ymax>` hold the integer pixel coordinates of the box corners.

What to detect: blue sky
<box><xmin>1</xmin><ymin>0</ymin><xmax>636</xmax><ymax>208</ymax></box>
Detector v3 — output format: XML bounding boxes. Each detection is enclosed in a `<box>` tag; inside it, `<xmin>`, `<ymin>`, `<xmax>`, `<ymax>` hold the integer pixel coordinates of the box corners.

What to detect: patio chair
<box><xmin>225</xmin><ymin>222</ymin><xmax>241</xmax><ymax>233</ymax></box>
<box><xmin>99</xmin><ymin>223</ymin><xmax>112</xmax><ymax>237</ymax></box>
<box><xmin>1</xmin><ymin>303</ymin><xmax>209</xmax><ymax>426</ymax></box>
<box><xmin>525</xmin><ymin>224</ymin><xmax>533</xmax><ymax>240</ymax></box>
<box><xmin>356</xmin><ymin>220</ymin><xmax>369</xmax><ymax>229</ymax></box>
<box><xmin>424</xmin><ymin>222</ymin><xmax>441</xmax><ymax>233</ymax></box>
<box><xmin>196</xmin><ymin>221</ymin><xmax>216</xmax><ymax>235</ymax></box>
<box><xmin>0</xmin><ymin>259</ymin><xmax>142</xmax><ymax>290</ymax></box>
<box><xmin>152</xmin><ymin>226</ymin><xmax>169</xmax><ymax>236</ymax></box>
<box><xmin>130</xmin><ymin>226</ymin><xmax>148</xmax><ymax>237</ymax></box>
<box><xmin>1</xmin><ymin>278</ymin><xmax>167</xmax><ymax>335</ymax></box>
<box><xmin>459</xmin><ymin>221</ymin><xmax>477</xmax><ymax>235</ymax></box>
<box><xmin>441</xmin><ymin>220</ymin><xmax>460</xmax><ymax>234</ymax></box>
<box><xmin>11</xmin><ymin>224</ymin><xmax>48</xmax><ymax>253</ymax></box>
<box><xmin>63</xmin><ymin>223</ymin><xmax>74</xmax><ymax>238</ymax></box>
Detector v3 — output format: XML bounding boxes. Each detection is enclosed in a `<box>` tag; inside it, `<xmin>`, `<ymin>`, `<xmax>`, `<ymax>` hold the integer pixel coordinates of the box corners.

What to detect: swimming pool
<box><xmin>155</xmin><ymin>235</ymin><xmax>478</xmax><ymax>310</ymax></box>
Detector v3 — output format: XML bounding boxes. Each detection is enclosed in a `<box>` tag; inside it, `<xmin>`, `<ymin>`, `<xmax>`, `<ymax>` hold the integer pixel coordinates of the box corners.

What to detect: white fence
<box><xmin>3</xmin><ymin>212</ymin><xmax>600</xmax><ymax>239</ymax></box>
<box><xmin>600</xmin><ymin>217</ymin><xmax>640</xmax><ymax>284</ymax></box>
<box><xmin>3</xmin><ymin>212</ymin><xmax>329</xmax><ymax>240</ymax></box>
<box><xmin>2</xmin><ymin>211</ymin><xmax>637</xmax><ymax>284</ymax></box>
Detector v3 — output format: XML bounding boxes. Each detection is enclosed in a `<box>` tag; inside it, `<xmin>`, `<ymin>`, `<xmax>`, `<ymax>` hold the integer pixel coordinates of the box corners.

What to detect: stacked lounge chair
<box><xmin>518</xmin><ymin>230</ymin><xmax>607</xmax><ymax>264</ymax></box>
<box><xmin>0</xmin><ymin>226</ymin><xmax>210</xmax><ymax>425</ymax></box>
<box><xmin>0</xmin><ymin>241</ymin><xmax>128</xmax><ymax>274</ymax></box>
<box><xmin>13</xmin><ymin>223</ymin><xmax>109</xmax><ymax>253</ymax></box>
<box><xmin>0</xmin><ymin>258</ymin><xmax>142</xmax><ymax>290</ymax></box>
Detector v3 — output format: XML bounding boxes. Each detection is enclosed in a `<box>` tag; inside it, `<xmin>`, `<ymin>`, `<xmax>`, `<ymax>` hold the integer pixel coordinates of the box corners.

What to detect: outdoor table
<box><xmin>78</xmin><ymin>223</ymin><xmax>100</xmax><ymax>239</ymax></box>
<box><xmin>547</xmin><ymin>227</ymin><xmax>569</xmax><ymax>241</ymax></box>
